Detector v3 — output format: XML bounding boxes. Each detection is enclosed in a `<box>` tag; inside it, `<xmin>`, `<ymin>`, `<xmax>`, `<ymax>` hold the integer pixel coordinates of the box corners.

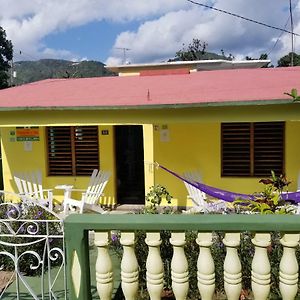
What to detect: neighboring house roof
<box><xmin>106</xmin><ymin>59</ymin><xmax>270</xmax><ymax>75</ymax></box>
<box><xmin>0</xmin><ymin>66</ymin><xmax>299</xmax><ymax>111</ymax></box>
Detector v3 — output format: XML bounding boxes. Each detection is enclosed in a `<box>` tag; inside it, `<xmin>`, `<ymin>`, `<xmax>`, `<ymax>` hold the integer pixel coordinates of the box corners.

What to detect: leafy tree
<box><xmin>245</xmin><ymin>53</ymin><xmax>268</xmax><ymax>61</ymax></box>
<box><xmin>245</xmin><ymin>53</ymin><xmax>272</xmax><ymax>68</ymax></box>
<box><xmin>0</xmin><ymin>26</ymin><xmax>13</xmax><ymax>89</ymax></box>
<box><xmin>174</xmin><ymin>38</ymin><xmax>208</xmax><ymax>61</ymax></box>
<box><xmin>277</xmin><ymin>52</ymin><xmax>300</xmax><ymax>67</ymax></box>
<box><xmin>170</xmin><ymin>38</ymin><xmax>232</xmax><ymax>62</ymax></box>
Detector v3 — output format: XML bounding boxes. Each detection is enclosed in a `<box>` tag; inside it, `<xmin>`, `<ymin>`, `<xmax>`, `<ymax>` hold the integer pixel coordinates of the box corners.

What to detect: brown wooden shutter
<box><xmin>47</xmin><ymin>126</ymin><xmax>73</xmax><ymax>175</ymax></box>
<box><xmin>253</xmin><ymin>122</ymin><xmax>284</xmax><ymax>176</ymax></box>
<box><xmin>221</xmin><ymin>123</ymin><xmax>251</xmax><ymax>176</ymax></box>
<box><xmin>74</xmin><ymin>126</ymin><xmax>99</xmax><ymax>175</ymax></box>
<box><xmin>47</xmin><ymin>126</ymin><xmax>99</xmax><ymax>176</ymax></box>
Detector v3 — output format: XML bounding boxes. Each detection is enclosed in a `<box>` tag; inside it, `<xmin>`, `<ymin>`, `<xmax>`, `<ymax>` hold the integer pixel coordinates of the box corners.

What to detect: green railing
<box><xmin>64</xmin><ymin>214</ymin><xmax>300</xmax><ymax>300</ymax></box>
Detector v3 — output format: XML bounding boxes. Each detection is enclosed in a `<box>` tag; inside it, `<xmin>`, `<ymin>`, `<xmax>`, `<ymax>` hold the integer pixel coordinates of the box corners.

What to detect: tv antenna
<box><xmin>115</xmin><ymin>47</ymin><xmax>131</xmax><ymax>64</ymax></box>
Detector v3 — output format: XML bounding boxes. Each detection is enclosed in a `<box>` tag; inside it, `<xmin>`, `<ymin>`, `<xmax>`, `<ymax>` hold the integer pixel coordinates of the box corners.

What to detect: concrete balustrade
<box><xmin>65</xmin><ymin>214</ymin><xmax>300</xmax><ymax>300</ymax></box>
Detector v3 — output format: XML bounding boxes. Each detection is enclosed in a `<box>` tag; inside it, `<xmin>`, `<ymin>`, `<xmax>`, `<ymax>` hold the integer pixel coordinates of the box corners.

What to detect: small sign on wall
<box><xmin>24</xmin><ymin>141</ymin><xmax>32</xmax><ymax>151</ymax></box>
<box><xmin>16</xmin><ymin>127</ymin><xmax>40</xmax><ymax>141</ymax></box>
<box><xmin>9</xmin><ymin>130</ymin><xmax>16</xmax><ymax>142</ymax></box>
<box><xmin>101</xmin><ymin>130</ymin><xmax>109</xmax><ymax>135</ymax></box>
<box><xmin>160</xmin><ymin>124</ymin><xmax>170</xmax><ymax>142</ymax></box>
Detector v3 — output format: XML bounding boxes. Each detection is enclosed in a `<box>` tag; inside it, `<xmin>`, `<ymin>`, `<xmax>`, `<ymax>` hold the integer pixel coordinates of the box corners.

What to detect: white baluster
<box><xmin>120</xmin><ymin>232</ymin><xmax>139</xmax><ymax>300</ymax></box>
<box><xmin>94</xmin><ymin>232</ymin><xmax>113</xmax><ymax>300</ymax></box>
<box><xmin>170</xmin><ymin>232</ymin><xmax>189</xmax><ymax>300</ymax></box>
<box><xmin>251</xmin><ymin>233</ymin><xmax>271</xmax><ymax>300</ymax></box>
<box><xmin>196</xmin><ymin>232</ymin><xmax>215</xmax><ymax>300</ymax></box>
<box><xmin>279</xmin><ymin>233</ymin><xmax>300</xmax><ymax>300</ymax></box>
<box><xmin>223</xmin><ymin>233</ymin><xmax>242</xmax><ymax>300</ymax></box>
<box><xmin>145</xmin><ymin>232</ymin><xmax>164</xmax><ymax>300</ymax></box>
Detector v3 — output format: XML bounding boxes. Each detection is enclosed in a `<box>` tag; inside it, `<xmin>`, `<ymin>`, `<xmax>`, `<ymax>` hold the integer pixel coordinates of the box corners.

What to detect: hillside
<box><xmin>11</xmin><ymin>59</ymin><xmax>115</xmax><ymax>85</ymax></box>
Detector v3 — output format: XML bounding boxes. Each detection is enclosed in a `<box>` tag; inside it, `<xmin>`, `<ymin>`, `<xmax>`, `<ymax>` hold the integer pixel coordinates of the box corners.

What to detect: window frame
<box><xmin>46</xmin><ymin>126</ymin><xmax>99</xmax><ymax>176</ymax></box>
<box><xmin>221</xmin><ymin>122</ymin><xmax>285</xmax><ymax>177</ymax></box>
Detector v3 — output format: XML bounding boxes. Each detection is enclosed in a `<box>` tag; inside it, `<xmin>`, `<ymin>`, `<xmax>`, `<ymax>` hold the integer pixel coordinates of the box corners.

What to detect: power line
<box><xmin>266</xmin><ymin>16</ymin><xmax>290</xmax><ymax>57</ymax></box>
<box><xmin>186</xmin><ymin>0</ymin><xmax>300</xmax><ymax>37</ymax></box>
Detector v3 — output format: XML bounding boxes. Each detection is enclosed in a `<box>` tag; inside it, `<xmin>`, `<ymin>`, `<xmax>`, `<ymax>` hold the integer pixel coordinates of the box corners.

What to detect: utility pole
<box><xmin>289</xmin><ymin>0</ymin><xmax>294</xmax><ymax>66</ymax></box>
<box><xmin>114</xmin><ymin>47</ymin><xmax>131</xmax><ymax>64</ymax></box>
<box><xmin>10</xmin><ymin>58</ymin><xmax>13</xmax><ymax>86</ymax></box>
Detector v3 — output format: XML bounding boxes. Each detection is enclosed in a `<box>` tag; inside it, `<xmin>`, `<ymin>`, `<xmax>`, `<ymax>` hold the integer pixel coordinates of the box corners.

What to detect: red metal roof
<box><xmin>0</xmin><ymin>66</ymin><xmax>299</xmax><ymax>110</ymax></box>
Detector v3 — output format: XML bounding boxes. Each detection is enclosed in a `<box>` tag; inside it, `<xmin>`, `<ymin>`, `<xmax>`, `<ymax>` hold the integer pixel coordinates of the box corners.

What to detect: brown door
<box><xmin>115</xmin><ymin>125</ymin><xmax>145</xmax><ymax>204</ymax></box>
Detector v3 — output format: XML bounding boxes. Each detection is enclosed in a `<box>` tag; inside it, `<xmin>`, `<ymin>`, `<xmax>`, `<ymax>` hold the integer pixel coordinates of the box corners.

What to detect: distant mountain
<box><xmin>10</xmin><ymin>59</ymin><xmax>115</xmax><ymax>85</ymax></box>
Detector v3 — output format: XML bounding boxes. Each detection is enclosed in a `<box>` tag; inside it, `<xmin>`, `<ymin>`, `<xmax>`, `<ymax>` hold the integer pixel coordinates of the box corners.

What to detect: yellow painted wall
<box><xmin>0</xmin><ymin>104</ymin><xmax>300</xmax><ymax>127</ymax></box>
<box><xmin>286</xmin><ymin>121</ymin><xmax>300</xmax><ymax>191</ymax></box>
<box><xmin>1</xmin><ymin>120</ymin><xmax>300</xmax><ymax>208</ymax></box>
<box><xmin>143</xmin><ymin>124</ymin><xmax>154</xmax><ymax>194</ymax></box>
<box><xmin>1</xmin><ymin>125</ymin><xmax>116</xmax><ymax>204</ymax></box>
<box><xmin>153</xmin><ymin>122</ymin><xmax>300</xmax><ymax>206</ymax></box>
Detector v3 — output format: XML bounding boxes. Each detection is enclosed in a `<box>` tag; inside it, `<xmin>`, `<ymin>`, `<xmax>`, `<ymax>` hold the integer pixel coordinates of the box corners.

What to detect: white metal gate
<box><xmin>0</xmin><ymin>202</ymin><xmax>66</xmax><ymax>299</ymax></box>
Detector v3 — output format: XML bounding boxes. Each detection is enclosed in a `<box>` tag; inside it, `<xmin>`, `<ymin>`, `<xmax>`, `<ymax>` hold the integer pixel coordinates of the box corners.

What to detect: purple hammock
<box><xmin>158</xmin><ymin>164</ymin><xmax>300</xmax><ymax>204</ymax></box>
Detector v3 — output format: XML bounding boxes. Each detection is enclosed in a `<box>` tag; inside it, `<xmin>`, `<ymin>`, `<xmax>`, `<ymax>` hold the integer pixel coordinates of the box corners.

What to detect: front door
<box><xmin>115</xmin><ymin>125</ymin><xmax>145</xmax><ymax>204</ymax></box>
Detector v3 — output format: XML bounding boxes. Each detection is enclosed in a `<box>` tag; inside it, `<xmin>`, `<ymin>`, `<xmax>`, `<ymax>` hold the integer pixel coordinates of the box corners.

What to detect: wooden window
<box><xmin>221</xmin><ymin>122</ymin><xmax>284</xmax><ymax>177</ymax></box>
<box><xmin>46</xmin><ymin>126</ymin><xmax>99</xmax><ymax>176</ymax></box>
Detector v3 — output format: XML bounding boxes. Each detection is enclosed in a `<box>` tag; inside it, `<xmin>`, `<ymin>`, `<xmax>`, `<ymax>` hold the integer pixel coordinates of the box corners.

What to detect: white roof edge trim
<box><xmin>105</xmin><ymin>59</ymin><xmax>271</xmax><ymax>69</ymax></box>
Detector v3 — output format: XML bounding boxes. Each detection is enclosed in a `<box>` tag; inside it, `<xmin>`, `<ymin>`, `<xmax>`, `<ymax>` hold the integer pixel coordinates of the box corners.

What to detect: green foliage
<box><xmin>284</xmin><ymin>88</ymin><xmax>300</xmax><ymax>102</ymax></box>
<box><xmin>175</xmin><ymin>38</ymin><xmax>207</xmax><ymax>61</ymax></box>
<box><xmin>278</xmin><ymin>52</ymin><xmax>300</xmax><ymax>67</ymax></box>
<box><xmin>234</xmin><ymin>171</ymin><xmax>294</xmax><ymax>214</ymax></box>
<box><xmin>11</xmin><ymin>59</ymin><xmax>116</xmax><ymax>85</ymax></box>
<box><xmin>145</xmin><ymin>184</ymin><xmax>173</xmax><ymax>213</ymax></box>
<box><xmin>0</xmin><ymin>26</ymin><xmax>13</xmax><ymax>89</ymax></box>
<box><xmin>245</xmin><ymin>53</ymin><xmax>272</xmax><ymax>67</ymax></box>
<box><xmin>170</xmin><ymin>38</ymin><xmax>231</xmax><ymax>62</ymax></box>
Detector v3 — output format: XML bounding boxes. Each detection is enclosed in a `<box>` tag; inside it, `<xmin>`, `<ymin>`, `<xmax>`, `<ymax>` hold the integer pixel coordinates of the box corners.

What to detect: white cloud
<box><xmin>0</xmin><ymin>0</ymin><xmax>299</xmax><ymax>65</ymax></box>
<box><xmin>0</xmin><ymin>0</ymin><xmax>189</xmax><ymax>61</ymax></box>
<box><xmin>106</xmin><ymin>0</ymin><xmax>300</xmax><ymax>65</ymax></box>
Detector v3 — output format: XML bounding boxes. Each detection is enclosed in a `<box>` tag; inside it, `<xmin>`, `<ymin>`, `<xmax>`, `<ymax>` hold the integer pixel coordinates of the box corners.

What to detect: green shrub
<box><xmin>145</xmin><ymin>184</ymin><xmax>173</xmax><ymax>213</ymax></box>
<box><xmin>234</xmin><ymin>171</ymin><xmax>294</xmax><ymax>214</ymax></box>
<box><xmin>109</xmin><ymin>178</ymin><xmax>300</xmax><ymax>299</ymax></box>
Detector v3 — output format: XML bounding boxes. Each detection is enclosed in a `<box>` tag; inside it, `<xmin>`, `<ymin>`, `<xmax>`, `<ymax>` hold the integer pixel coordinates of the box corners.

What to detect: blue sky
<box><xmin>0</xmin><ymin>0</ymin><xmax>299</xmax><ymax>66</ymax></box>
<box><xmin>43</xmin><ymin>20</ymin><xmax>140</xmax><ymax>63</ymax></box>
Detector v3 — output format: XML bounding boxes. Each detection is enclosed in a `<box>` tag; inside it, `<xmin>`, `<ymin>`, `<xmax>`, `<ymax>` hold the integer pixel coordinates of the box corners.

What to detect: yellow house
<box><xmin>0</xmin><ymin>60</ymin><xmax>299</xmax><ymax>208</ymax></box>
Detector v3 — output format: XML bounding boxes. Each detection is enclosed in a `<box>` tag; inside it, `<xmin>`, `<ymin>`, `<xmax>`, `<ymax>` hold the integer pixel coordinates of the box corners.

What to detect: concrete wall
<box><xmin>1</xmin><ymin>121</ymin><xmax>300</xmax><ymax>206</ymax></box>
<box><xmin>153</xmin><ymin>122</ymin><xmax>300</xmax><ymax>206</ymax></box>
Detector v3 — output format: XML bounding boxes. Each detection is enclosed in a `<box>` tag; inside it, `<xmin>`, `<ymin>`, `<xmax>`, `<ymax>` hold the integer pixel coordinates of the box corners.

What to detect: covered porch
<box><xmin>0</xmin><ymin>102</ymin><xmax>300</xmax><ymax>209</ymax></box>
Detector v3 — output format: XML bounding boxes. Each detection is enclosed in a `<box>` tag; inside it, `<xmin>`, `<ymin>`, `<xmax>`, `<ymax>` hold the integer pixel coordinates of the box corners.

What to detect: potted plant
<box><xmin>145</xmin><ymin>184</ymin><xmax>173</xmax><ymax>213</ymax></box>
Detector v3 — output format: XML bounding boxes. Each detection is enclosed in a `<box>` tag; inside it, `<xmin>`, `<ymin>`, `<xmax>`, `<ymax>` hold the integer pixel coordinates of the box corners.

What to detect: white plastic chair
<box><xmin>13</xmin><ymin>170</ymin><xmax>53</xmax><ymax>210</ymax></box>
<box><xmin>183</xmin><ymin>171</ymin><xmax>207</xmax><ymax>207</ymax></box>
<box><xmin>63</xmin><ymin>169</ymin><xmax>110</xmax><ymax>214</ymax></box>
<box><xmin>183</xmin><ymin>170</ymin><xmax>226</xmax><ymax>213</ymax></box>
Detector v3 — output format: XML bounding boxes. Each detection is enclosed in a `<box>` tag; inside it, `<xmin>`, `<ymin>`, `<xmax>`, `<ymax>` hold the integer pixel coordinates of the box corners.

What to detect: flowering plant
<box><xmin>234</xmin><ymin>171</ymin><xmax>294</xmax><ymax>214</ymax></box>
